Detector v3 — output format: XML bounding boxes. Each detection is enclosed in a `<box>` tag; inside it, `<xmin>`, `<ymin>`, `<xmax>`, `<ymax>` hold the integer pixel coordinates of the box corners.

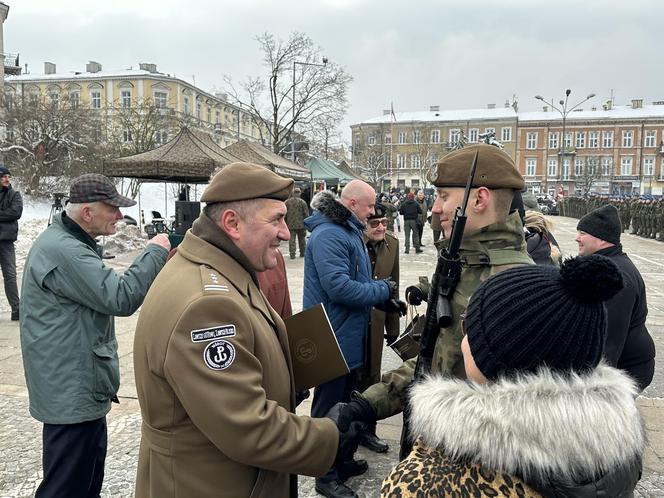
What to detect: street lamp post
<box><xmin>535</xmin><ymin>90</ymin><xmax>595</xmax><ymax>196</ymax></box>
<box><xmin>291</xmin><ymin>57</ymin><xmax>328</xmax><ymax>162</ymax></box>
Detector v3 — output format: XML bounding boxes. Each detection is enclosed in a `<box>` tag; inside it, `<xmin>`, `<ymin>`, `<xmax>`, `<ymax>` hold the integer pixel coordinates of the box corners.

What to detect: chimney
<box><xmin>542</xmin><ymin>106</ymin><xmax>548</xmax><ymax>112</ymax></box>
<box><xmin>139</xmin><ymin>62</ymin><xmax>157</xmax><ymax>73</ymax></box>
<box><xmin>429</xmin><ymin>105</ymin><xmax>439</xmax><ymax>112</ymax></box>
<box><xmin>652</xmin><ymin>101</ymin><xmax>664</xmax><ymax>106</ymax></box>
<box><xmin>44</xmin><ymin>62</ymin><xmax>56</xmax><ymax>75</ymax></box>
<box><xmin>487</xmin><ymin>103</ymin><xmax>496</xmax><ymax>109</ymax></box>
<box><xmin>504</xmin><ymin>100</ymin><xmax>510</xmax><ymax>108</ymax></box>
<box><xmin>86</xmin><ymin>61</ymin><xmax>102</xmax><ymax>73</ymax></box>
<box><xmin>605</xmin><ymin>99</ymin><xmax>613</xmax><ymax>110</ymax></box>
<box><xmin>631</xmin><ymin>99</ymin><xmax>643</xmax><ymax>109</ymax></box>
<box><xmin>215</xmin><ymin>92</ymin><xmax>228</xmax><ymax>101</ymax></box>
<box><xmin>383</xmin><ymin>109</ymin><xmax>391</xmax><ymax>116</ymax></box>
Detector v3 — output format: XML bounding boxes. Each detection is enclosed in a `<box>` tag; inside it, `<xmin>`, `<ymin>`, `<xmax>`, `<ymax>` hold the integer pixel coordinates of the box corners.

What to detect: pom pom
<box><xmin>559</xmin><ymin>255</ymin><xmax>624</xmax><ymax>304</ymax></box>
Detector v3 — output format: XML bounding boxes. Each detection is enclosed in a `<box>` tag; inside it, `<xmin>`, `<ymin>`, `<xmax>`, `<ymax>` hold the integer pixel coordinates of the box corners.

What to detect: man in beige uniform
<box><xmin>133</xmin><ymin>163</ymin><xmax>346</xmax><ymax>498</ymax></box>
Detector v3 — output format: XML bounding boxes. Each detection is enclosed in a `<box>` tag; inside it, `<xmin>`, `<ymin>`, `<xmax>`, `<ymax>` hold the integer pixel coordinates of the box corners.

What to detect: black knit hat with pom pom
<box><xmin>465</xmin><ymin>255</ymin><xmax>624</xmax><ymax>380</ymax></box>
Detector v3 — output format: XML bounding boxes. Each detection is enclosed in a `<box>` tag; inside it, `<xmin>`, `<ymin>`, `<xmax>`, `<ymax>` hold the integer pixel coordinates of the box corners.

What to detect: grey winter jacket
<box><xmin>20</xmin><ymin>213</ymin><xmax>167</xmax><ymax>424</ymax></box>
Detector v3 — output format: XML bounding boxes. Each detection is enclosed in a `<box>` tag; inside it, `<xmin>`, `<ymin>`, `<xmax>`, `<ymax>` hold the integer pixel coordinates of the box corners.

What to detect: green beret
<box><xmin>201</xmin><ymin>162</ymin><xmax>294</xmax><ymax>203</ymax></box>
<box><xmin>427</xmin><ymin>144</ymin><xmax>524</xmax><ymax>190</ymax></box>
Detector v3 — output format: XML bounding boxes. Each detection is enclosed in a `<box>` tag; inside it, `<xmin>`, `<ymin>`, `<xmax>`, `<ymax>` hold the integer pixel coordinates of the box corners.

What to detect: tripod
<box><xmin>48</xmin><ymin>193</ymin><xmax>66</xmax><ymax>226</ymax></box>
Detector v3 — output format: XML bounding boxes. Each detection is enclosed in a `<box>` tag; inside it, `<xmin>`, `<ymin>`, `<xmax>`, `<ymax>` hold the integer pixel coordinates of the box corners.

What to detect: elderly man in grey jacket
<box><xmin>20</xmin><ymin>174</ymin><xmax>170</xmax><ymax>498</ymax></box>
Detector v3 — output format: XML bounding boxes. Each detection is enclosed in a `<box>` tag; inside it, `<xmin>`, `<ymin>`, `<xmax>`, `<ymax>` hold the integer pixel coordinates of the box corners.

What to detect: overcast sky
<box><xmin>5</xmin><ymin>0</ymin><xmax>663</xmax><ymax>144</ymax></box>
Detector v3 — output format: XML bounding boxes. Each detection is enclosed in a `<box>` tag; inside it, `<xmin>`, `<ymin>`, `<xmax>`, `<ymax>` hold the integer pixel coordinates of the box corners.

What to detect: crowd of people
<box><xmin>560</xmin><ymin>195</ymin><xmax>664</xmax><ymax>241</ymax></box>
<box><xmin>4</xmin><ymin>144</ymin><xmax>657</xmax><ymax>498</ymax></box>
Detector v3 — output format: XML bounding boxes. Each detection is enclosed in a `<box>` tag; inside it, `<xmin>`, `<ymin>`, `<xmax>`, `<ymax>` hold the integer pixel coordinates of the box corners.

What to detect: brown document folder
<box><xmin>284</xmin><ymin>304</ymin><xmax>350</xmax><ymax>391</ymax></box>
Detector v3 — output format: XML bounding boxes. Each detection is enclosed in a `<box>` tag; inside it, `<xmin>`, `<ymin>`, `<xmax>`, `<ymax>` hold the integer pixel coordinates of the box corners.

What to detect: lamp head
<box><xmin>587</xmin><ymin>93</ymin><xmax>596</xmax><ymax>99</ymax></box>
<box><xmin>322</xmin><ymin>57</ymin><xmax>329</xmax><ymax>64</ymax></box>
<box><xmin>535</xmin><ymin>95</ymin><xmax>544</xmax><ymax>101</ymax></box>
<box><xmin>565</xmin><ymin>89</ymin><xmax>571</xmax><ymax>96</ymax></box>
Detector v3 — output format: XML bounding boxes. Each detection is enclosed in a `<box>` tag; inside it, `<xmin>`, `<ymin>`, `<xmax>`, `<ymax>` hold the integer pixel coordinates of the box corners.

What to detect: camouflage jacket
<box><xmin>362</xmin><ymin>211</ymin><xmax>534</xmax><ymax>419</ymax></box>
<box><xmin>284</xmin><ymin>196</ymin><xmax>309</xmax><ymax>230</ymax></box>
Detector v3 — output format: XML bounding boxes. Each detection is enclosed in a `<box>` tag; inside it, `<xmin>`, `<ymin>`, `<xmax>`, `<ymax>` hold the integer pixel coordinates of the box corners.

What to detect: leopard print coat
<box><xmin>382</xmin><ymin>363</ymin><xmax>645</xmax><ymax>497</ymax></box>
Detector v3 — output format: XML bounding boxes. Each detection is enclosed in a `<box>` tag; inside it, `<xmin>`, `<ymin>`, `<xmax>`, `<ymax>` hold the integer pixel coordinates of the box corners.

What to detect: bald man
<box><xmin>303</xmin><ymin>180</ymin><xmax>398</xmax><ymax>498</ymax></box>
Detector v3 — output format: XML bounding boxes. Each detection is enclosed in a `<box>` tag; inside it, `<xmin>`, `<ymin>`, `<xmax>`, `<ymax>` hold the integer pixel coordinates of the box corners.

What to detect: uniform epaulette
<box><xmin>199</xmin><ymin>265</ymin><xmax>230</xmax><ymax>294</ymax></box>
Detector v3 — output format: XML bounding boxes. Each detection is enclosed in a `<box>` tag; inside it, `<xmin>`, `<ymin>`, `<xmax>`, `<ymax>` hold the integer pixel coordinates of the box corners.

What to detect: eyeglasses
<box><xmin>368</xmin><ymin>218</ymin><xmax>388</xmax><ymax>228</ymax></box>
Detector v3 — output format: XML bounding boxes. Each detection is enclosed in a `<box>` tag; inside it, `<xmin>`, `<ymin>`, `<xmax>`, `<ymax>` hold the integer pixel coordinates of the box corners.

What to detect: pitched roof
<box><xmin>222</xmin><ymin>139</ymin><xmax>310</xmax><ymax>180</ymax></box>
<box><xmin>103</xmin><ymin>127</ymin><xmax>240</xmax><ymax>183</ymax></box>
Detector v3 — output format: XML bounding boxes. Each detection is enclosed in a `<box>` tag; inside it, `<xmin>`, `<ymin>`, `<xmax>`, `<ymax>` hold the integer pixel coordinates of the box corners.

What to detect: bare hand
<box><xmin>148</xmin><ymin>233</ymin><xmax>171</xmax><ymax>251</ymax></box>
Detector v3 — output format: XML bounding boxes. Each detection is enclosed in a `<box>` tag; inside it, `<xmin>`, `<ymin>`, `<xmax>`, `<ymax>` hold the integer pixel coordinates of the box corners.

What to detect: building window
<box><xmin>469</xmin><ymin>128</ymin><xmax>479</xmax><ymax>142</ymax></box>
<box><xmin>411</xmin><ymin>179</ymin><xmax>420</xmax><ymax>187</ymax></box>
<box><xmin>548</xmin><ymin>132</ymin><xmax>559</xmax><ymax>149</ymax></box>
<box><xmin>602</xmin><ymin>131</ymin><xmax>613</xmax><ymax>148</ymax></box>
<box><xmin>196</xmin><ymin>102</ymin><xmax>201</xmax><ymax>119</ymax></box>
<box><xmin>429</xmin><ymin>153</ymin><xmax>438</xmax><ymax>165</ymax></box>
<box><xmin>354</xmin><ymin>134</ymin><xmax>360</xmax><ymax>147</ymax></box>
<box><xmin>564</xmin><ymin>132</ymin><xmax>572</xmax><ymax>148</ymax></box>
<box><xmin>644</xmin><ymin>157</ymin><xmax>655</xmax><ymax>176</ymax></box>
<box><xmin>600</xmin><ymin>157</ymin><xmax>612</xmax><ymax>176</ymax></box>
<box><xmin>644</xmin><ymin>130</ymin><xmax>656</xmax><ymax>148</ymax></box>
<box><xmin>575</xmin><ymin>132</ymin><xmax>586</xmax><ymax>148</ymax></box>
<box><xmin>588</xmin><ymin>131</ymin><xmax>599</xmax><ymax>148</ymax></box>
<box><xmin>91</xmin><ymin>91</ymin><xmax>101</xmax><ymax>109</ymax></box>
<box><xmin>501</xmin><ymin>127</ymin><xmax>512</xmax><ymax>142</ymax></box>
<box><xmin>411</xmin><ymin>154</ymin><xmax>421</xmax><ymax>168</ymax></box>
<box><xmin>183</xmin><ymin>96</ymin><xmax>190</xmax><ymax>115</ymax></box>
<box><xmin>121</xmin><ymin>90</ymin><xmax>131</xmax><ymax>108</ymax></box>
<box><xmin>29</xmin><ymin>92</ymin><xmax>39</xmax><ymax>107</ymax></box>
<box><xmin>368</xmin><ymin>135</ymin><xmax>376</xmax><ymax>145</ymax></box>
<box><xmin>122</xmin><ymin>129</ymin><xmax>133</xmax><ymax>143</ymax></box>
<box><xmin>384</xmin><ymin>155</ymin><xmax>392</xmax><ymax>169</ymax></box>
<box><xmin>397</xmin><ymin>154</ymin><xmax>405</xmax><ymax>168</ymax></box>
<box><xmin>526</xmin><ymin>132</ymin><xmax>537</xmax><ymax>150</ymax></box>
<box><xmin>430</xmin><ymin>129</ymin><xmax>440</xmax><ymax>144</ymax></box>
<box><xmin>154</xmin><ymin>91</ymin><xmax>168</xmax><ymax>108</ymax></box>
<box><xmin>49</xmin><ymin>92</ymin><xmax>59</xmax><ymax>108</ymax></box>
<box><xmin>526</xmin><ymin>158</ymin><xmax>536</xmax><ymax>176</ymax></box>
<box><xmin>398</xmin><ymin>132</ymin><xmax>406</xmax><ymax>144</ymax></box>
<box><xmin>206</xmin><ymin>106</ymin><xmax>211</xmax><ymax>123</ymax></box>
<box><xmin>155</xmin><ymin>130</ymin><xmax>168</xmax><ymax>145</ymax></box>
<box><xmin>449</xmin><ymin>129</ymin><xmax>460</xmax><ymax>145</ymax></box>
<box><xmin>562</xmin><ymin>159</ymin><xmax>570</xmax><ymax>180</ymax></box>
<box><xmin>547</xmin><ymin>158</ymin><xmax>557</xmax><ymax>177</ymax></box>
<box><xmin>622</xmin><ymin>130</ymin><xmax>633</xmax><ymax>147</ymax></box>
<box><xmin>384</xmin><ymin>133</ymin><xmax>391</xmax><ymax>145</ymax></box>
<box><xmin>574</xmin><ymin>158</ymin><xmax>584</xmax><ymax>176</ymax></box>
<box><xmin>215</xmin><ymin>109</ymin><xmax>221</xmax><ymax>124</ymax></box>
<box><xmin>620</xmin><ymin>157</ymin><xmax>633</xmax><ymax>175</ymax></box>
<box><xmin>413</xmin><ymin>130</ymin><xmax>421</xmax><ymax>144</ymax></box>
<box><xmin>68</xmin><ymin>91</ymin><xmax>80</xmax><ymax>108</ymax></box>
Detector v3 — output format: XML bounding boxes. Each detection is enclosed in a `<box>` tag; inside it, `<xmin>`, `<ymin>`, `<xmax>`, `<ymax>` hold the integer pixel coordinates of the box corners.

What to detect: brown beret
<box><xmin>427</xmin><ymin>144</ymin><xmax>524</xmax><ymax>190</ymax></box>
<box><xmin>201</xmin><ymin>162</ymin><xmax>294</xmax><ymax>203</ymax></box>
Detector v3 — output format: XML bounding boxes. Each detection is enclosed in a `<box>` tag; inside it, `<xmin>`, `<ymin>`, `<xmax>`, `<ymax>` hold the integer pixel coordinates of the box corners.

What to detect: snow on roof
<box><xmin>518</xmin><ymin>104</ymin><xmax>664</xmax><ymax>122</ymax></box>
<box><xmin>357</xmin><ymin>107</ymin><xmax>517</xmax><ymax>125</ymax></box>
<box><xmin>4</xmin><ymin>68</ymin><xmax>169</xmax><ymax>82</ymax></box>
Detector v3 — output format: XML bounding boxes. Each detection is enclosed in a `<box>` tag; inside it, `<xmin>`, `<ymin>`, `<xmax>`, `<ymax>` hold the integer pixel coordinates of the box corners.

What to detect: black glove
<box><xmin>405</xmin><ymin>285</ymin><xmax>427</xmax><ymax>306</ymax></box>
<box><xmin>325</xmin><ymin>403</ymin><xmax>362</xmax><ymax>465</ymax></box>
<box><xmin>383</xmin><ymin>278</ymin><xmax>399</xmax><ymax>299</ymax></box>
<box><xmin>380</xmin><ymin>298</ymin><xmax>407</xmax><ymax>316</ymax></box>
<box><xmin>335</xmin><ymin>396</ymin><xmax>377</xmax><ymax>432</ymax></box>
<box><xmin>295</xmin><ymin>389</ymin><xmax>310</xmax><ymax>407</ymax></box>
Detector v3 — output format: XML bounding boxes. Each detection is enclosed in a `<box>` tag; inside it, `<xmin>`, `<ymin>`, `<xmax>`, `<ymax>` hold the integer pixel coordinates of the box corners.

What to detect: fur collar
<box><xmin>410</xmin><ymin>363</ymin><xmax>645</xmax><ymax>483</ymax></box>
<box><xmin>310</xmin><ymin>190</ymin><xmax>353</xmax><ymax>225</ymax></box>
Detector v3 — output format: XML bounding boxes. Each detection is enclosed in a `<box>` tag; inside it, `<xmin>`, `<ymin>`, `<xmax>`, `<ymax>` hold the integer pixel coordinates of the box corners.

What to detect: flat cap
<box><xmin>368</xmin><ymin>202</ymin><xmax>386</xmax><ymax>219</ymax></box>
<box><xmin>201</xmin><ymin>162</ymin><xmax>294</xmax><ymax>203</ymax></box>
<box><xmin>427</xmin><ymin>144</ymin><xmax>524</xmax><ymax>190</ymax></box>
<box><xmin>69</xmin><ymin>173</ymin><xmax>136</xmax><ymax>207</ymax></box>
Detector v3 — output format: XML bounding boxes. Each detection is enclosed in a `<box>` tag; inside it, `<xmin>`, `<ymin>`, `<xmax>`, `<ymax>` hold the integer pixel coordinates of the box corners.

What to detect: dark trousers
<box><xmin>288</xmin><ymin>228</ymin><xmax>306</xmax><ymax>258</ymax></box>
<box><xmin>312</xmin><ymin>371</ymin><xmax>358</xmax><ymax>483</ymax></box>
<box><xmin>0</xmin><ymin>241</ymin><xmax>19</xmax><ymax>312</ymax></box>
<box><xmin>36</xmin><ymin>417</ymin><xmax>107</xmax><ymax>498</ymax></box>
<box><xmin>417</xmin><ymin>222</ymin><xmax>424</xmax><ymax>244</ymax></box>
<box><xmin>403</xmin><ymin>220</ymin><xmax>420</xmax><ymax>251</ymax></box>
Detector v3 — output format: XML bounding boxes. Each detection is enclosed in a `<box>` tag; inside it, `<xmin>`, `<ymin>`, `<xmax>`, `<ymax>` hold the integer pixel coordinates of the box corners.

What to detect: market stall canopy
<box><xmin>223</xmin><ymin>139</ymin><xmax>310</xmax><ymax>181</ymax></box>
<box><xmin>103</xmin><ymin>127</ymin><xmax>241</xmax><ymax>183</ymax></box>
<box><xmin>306</xmin><ymin>157</ymin><xmax>357</xmax><ymax>185</ymax></box>
<box><xmin>336</xmin><ymin>160</ymin><xmax>371</xmax><ymax>184</ymax></box>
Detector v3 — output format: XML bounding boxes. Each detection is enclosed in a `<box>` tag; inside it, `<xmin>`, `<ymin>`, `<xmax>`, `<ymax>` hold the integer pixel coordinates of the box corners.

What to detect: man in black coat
<box><xmin>576</xmin><ymin>204</ymin><xmax>655</xmax><ymax>392</ymax></box>
<box><xmin>0</xmin><ymin>166</ymin><xmax>22</xmax><ymax>321</ymax></box>
<box><xmin>398</xmin><ymin>192</ymin><xmax>422</xmax><ymax>254</ymax></box>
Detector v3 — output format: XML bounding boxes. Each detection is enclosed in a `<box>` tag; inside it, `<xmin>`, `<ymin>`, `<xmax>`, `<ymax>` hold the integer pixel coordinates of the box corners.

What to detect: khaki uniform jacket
<box><xmin>361</xmin><ymin>232</ymin><xmax>400</xmax><ymax>386</ymax></box>
<box><xmin>133</xmin><ymin>214</ymin><xmax>337</xmax><ymax>498</ymax></box>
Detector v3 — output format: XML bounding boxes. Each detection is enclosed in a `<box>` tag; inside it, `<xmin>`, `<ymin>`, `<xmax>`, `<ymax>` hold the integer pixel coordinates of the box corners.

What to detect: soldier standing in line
<box><xmin>657</xmin><ymin>198</ymin><xmax>664</xmax><ymax>241</ymax></box>
<box><xmin>284</xmin><ymin>187</ymin><xmax>309</xmax><ymax>259</ymax></box>
<box><xmin>355</xmin><ymin>203</ymin><xmax>401</xmax><ymax>455</ymax></box>
<box><xmin>334</xmin><ymin>144</ymin><xmax>533</xmax><ymax>454</ymax></box>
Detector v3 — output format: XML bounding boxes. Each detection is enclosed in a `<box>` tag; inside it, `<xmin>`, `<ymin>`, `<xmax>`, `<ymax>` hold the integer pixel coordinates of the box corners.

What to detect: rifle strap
<box><xmin>462</xmin><ymin>249</ymin><xmax>533</xmax><ymax>267</ymax></box>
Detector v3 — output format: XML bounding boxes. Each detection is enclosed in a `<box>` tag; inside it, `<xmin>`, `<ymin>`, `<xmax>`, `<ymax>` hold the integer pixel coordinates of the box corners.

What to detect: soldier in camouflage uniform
<box><xmin>334</xmin><ymin>144</ymin><xmax>533</xmax><ymax>439</ymax></box>
<box><xmin>284</xmin><ymin>187</ymin><xmax>309</xmax><ymax>259</ymax></box>
<box><xmin>657</xmin><ymin>198</ymin><xmax>664</xmax><ymax>241</ymax></box>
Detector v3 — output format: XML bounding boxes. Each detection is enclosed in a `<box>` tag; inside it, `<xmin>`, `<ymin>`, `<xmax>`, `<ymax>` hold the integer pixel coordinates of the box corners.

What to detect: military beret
<box><xmin>201</xmin><ymin>162</ymin><xmax>294</xmax><ymax>203</ymax></box>
<box><xmin>427</xmin><ymin>144</ymin><xmax>524</xmax><ymax>190</ymax></box>
<box><xmin>368</xmin><ymin>203</ymin><xmax>387</xmax><ymax>219</ymax></box>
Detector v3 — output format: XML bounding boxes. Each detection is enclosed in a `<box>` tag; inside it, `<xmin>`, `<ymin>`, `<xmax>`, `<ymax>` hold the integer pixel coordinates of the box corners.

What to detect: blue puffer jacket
<box><xmin>303</xmin><ymin>191</ymin><xmax>390</xmax><ymax>370</ymax></box>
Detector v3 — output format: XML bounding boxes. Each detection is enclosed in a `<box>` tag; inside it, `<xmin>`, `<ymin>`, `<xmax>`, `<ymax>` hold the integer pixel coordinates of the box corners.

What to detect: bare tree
<box><xmin>576</xmin><ymin>155</ymin><xmax>603</xmax><ymax>196</ymax></box>
<box><xmin>225</xmin><ymin>32</ymin><xmax>352</xmax><ymax>158</ymax></box>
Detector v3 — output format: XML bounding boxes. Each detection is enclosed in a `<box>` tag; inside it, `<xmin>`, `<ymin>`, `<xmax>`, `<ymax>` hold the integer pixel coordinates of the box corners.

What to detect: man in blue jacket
<box><xmin>20</xmin><ymin>174</ymin><xmax>170</xmax><ymax>498</ymax></box>
<box><xmin>303</xmin><ymin>180</ymin><xmax>402</xmax><ymax>498</ymax></box>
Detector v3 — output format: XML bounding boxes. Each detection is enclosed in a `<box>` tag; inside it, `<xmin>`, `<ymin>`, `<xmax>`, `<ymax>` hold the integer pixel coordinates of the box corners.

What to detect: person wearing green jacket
<box><xmin>20</xmin><ymin>174</ymin><xmax>170</xmax><ymax>498</ymax></box>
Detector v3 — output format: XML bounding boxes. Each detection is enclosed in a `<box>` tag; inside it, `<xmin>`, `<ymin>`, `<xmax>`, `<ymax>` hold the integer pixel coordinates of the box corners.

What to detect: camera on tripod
<box><xmin>48</xmin><ymin>192</ymin><xmax>67</xmax><ymax>226</ymax></box>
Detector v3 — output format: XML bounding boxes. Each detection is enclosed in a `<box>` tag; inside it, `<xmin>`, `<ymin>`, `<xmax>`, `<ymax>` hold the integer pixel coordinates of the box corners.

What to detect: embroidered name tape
<box><xmin>203</xmin><ymin>340</ymin><xmax>236</xmax><ymax>370</ymax></box>
<box><xmin>191</xmin><ymin>324</ymin><xmax>236</xmax><ymax>343</ymax></box>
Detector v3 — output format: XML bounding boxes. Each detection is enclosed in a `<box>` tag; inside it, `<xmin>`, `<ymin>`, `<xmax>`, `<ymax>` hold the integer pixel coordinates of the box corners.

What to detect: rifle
<box><xmin>399</xmin><ymin>150</ymin><xmax>479</xmax><ymax>459</ymax></box>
